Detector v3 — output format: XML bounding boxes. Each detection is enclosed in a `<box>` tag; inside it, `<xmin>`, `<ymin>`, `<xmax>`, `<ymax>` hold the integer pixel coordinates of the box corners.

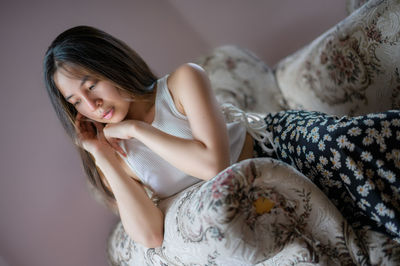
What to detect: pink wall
<box><xmin>0</xmin><ymin>0</ymin><xmax>347</xmax><ymax>265</ymax></box>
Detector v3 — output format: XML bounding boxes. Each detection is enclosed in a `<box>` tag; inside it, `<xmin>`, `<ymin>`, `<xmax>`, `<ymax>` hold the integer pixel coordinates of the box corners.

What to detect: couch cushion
<box><xmin>195</xmin><ymin>45</ymin><xmax>287</xmax><ymax>114</ymax></box>
<box><xmin>275</xmin><ymin>0</ymin><xmax>400</xmax><ymax>116</ymax></box>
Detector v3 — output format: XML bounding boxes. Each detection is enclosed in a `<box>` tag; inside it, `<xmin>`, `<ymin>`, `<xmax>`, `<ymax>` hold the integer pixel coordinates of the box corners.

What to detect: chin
<box><xmin>107</xmin><ymin>115</ymin><xmax>125</xmax><ymax>124</ymax></box>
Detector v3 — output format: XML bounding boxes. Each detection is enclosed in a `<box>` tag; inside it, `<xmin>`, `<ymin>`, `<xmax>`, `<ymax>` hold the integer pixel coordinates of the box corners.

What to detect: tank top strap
<box><xmin>157</xmin><ymin>74</ymin><xmax>187</xmax><ymax>120</ymax></box>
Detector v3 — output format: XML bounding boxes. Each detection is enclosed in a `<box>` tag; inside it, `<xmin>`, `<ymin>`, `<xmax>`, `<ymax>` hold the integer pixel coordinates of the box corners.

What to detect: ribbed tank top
<box><xmin>119</xmin><ymin>74</ymin><xmax>247</xmax><ymax>199</ymax></box>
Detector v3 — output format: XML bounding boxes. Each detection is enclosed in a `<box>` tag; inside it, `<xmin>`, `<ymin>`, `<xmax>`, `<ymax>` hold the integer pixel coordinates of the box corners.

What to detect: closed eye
<box><xmin>88</xmin><ymin>80</ymin><xmax>98</xmax><ymax>91</ymax></box>
<box><xmin>70</xmin><ymin>80</ymin><xmax>97</xmax><ymax>106</ymax></box>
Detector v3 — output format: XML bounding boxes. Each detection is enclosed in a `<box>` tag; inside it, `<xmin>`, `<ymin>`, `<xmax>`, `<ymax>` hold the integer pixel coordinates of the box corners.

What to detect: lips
<box><xmin>102</xmin><ymin>107</ymin><xmax>114</xmax><ymax>119</ymax></box>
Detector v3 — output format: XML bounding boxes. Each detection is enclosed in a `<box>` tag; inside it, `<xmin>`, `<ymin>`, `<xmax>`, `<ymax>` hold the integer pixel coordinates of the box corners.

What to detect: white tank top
<box><xmin>119</xmin><ymin>74</ymin><xmax>247</xmax><ymax>199</ymax></box>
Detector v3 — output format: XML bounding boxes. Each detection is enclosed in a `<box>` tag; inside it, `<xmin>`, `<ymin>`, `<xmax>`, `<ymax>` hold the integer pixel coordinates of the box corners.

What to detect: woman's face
<box><xmin>54</xmin><ymin>69</ymin><xmax>132</xmax><ymax>123</ymax></box>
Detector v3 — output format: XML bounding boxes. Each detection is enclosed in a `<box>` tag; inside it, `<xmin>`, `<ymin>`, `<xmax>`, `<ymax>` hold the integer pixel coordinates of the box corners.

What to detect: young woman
<box><xmin>43</xmin><ymin>25</ymin><xmax>400</xmax><ymax>248</ymax></box>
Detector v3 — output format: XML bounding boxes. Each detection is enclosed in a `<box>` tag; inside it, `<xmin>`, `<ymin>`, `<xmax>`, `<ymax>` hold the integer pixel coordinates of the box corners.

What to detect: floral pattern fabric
<box><xmin>107</xmin><ymin>158</ymin><xmax>400</xmax><ymax>265</ymax></box>
<box><xmin>274</xmin><ymin>0</ymin><xmax>400</xmax><ymax>116</ymax></box>
<box><xmin>195</xmin><ymin>45</ymin><xmax>287</xmax><ymax>114</ymax></box>
<box><xmin>254</xmin><ymin>109</ymin><xmax>400</xmax><ymax>243</ymax></box>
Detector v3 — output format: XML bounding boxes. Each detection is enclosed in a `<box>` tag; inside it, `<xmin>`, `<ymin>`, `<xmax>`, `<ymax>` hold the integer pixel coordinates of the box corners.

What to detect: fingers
<box><xmin>75</xmin><ymin>114</ymin><xmax>95</xmax><ymax>133</ymax></box>
<box><xmin>74</xmin><ymin>113</ymin><xmax>84</xmax><ymax>146</ymax></box>
<box><xmin>105</xmin><ymin>132</ymin><xmax>127</xmax><ymax>157</ymax></box>
<box><xmin>74</xmin><ymin>114</ymin><xmax>127</xmax><ymax>157</ymax></box>
<box><xmin>95</xmin><ymin>122</ymin><xmax>127</xmax><ymax>157</ymax></box>
<box><xmin>74</xmin><ymin>113</ymin><xmax>82</xmax><ymax>131</ymax></box>
<box><xmin>111</xmin><ymin>140</ymin><xmax>127</xmax><ymax>157</ymax></box>
<box><xmin>92</xmin><ymin>122</ymin><xmax>105</xmax><ymax>139</ymax></box>
<box><xmin>104</xmin><ymin>134</ymin><xmax>126</xmax><ymax>157</ymax></box>
<box><xmin>75</xmin><ymin>113</ymin><xmax>89</xmax><ymax>133</ymax></box>
<box><xmin>74</xmin><ymin>113</ymin><xmax>96</xmax><ymax>147</ymax></box>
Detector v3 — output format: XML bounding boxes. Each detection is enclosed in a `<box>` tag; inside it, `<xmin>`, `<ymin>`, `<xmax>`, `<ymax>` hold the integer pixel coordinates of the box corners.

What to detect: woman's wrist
<box><xmin>127</xmin><ymin>119</ymin><xmax>148</xmax><ymax>140</ymax></box>
<box><xmin>89</xmin><ymin>145</ymin><xmax>118</xmax><ymax>164</ymax></box>
<box><xmin>126</xmin><ymin>120</ymin><xmax>140</xmax><ymax>139</ymax></box>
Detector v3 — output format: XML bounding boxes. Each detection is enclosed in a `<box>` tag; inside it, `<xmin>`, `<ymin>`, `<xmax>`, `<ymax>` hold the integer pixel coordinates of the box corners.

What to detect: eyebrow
<box><xmin>65</xmin><ymin>75</ymin><xmax>89</xmax><ymax>101</ymax></box>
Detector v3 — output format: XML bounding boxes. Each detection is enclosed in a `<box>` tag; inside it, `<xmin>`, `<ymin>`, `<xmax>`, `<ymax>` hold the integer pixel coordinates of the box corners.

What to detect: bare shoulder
<box><xmin>166</xmin><ymin>63</ymin><xmax>212</xmax><ymax>115</ymax></box>
<box><xmin>167</xmin><ymin>63</ymin><xmax>208</xmax><ymax>90</ymax></box>
<box><xmin>170</xmin><ymin>62</ymin><xmax>207</xmax><ymax>77</ymax></box>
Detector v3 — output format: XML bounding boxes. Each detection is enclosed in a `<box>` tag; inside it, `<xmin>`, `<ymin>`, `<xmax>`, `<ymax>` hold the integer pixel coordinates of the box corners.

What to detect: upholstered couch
<box><xmin>107</xmin><ymin>0</ymin><xmax>400</xmax><ymax>265</ymax></box>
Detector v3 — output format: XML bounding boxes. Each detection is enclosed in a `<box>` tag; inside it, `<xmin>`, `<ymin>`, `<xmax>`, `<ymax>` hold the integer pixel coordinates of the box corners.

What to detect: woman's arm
<box><xmin>126</xmin><ymin>63</ymin><xmax>231</xmax><ymax>181</ymax></box>
<box><xmin>93</xmin><ymin>146</ymin><xmax>164</xmax><ymax>248</ymax></box>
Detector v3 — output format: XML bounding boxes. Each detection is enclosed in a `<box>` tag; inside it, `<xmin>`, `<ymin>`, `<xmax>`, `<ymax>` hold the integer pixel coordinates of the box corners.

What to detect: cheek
<box><xmin>115</xmin><ymin>89</ymin><xmax>132</xmax><ymax>103</ymax></box>
<box><xmin>75</xmin><ymin>107</ymin><xmax>98</xmax><ymax>121</ymax></box>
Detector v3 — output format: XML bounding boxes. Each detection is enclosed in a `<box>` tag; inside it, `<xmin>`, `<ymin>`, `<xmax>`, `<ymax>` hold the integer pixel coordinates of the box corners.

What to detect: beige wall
<box><xmin>0</xmin><ymin>0</ymin><xmax>346</xmax><ymax>265</ymax></box>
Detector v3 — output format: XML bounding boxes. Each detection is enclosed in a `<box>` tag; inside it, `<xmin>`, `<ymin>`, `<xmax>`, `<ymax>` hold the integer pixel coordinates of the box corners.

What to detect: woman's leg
<box><xmin>254</xmin><ymin>109</ymin><xmax>400</xmax><ymax>241</ymax></box>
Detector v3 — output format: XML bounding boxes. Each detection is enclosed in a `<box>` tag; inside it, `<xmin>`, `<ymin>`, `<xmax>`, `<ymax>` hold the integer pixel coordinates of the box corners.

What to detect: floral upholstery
<box><xmin>275</xmin><ymin>0</ymin><xmax>400</xmax><ymax>116</ymax></box>
<box><xmin>108</xmin><ymin>158</ymin><xmax>400</xmax><ymax>265</ymax></box>
<box><xmin>107</xmin><ymin>0</ymin><xmax>400</xmax><ymax>264</ymax></box>
<box><xmin>195</xmin><ymin>45</ymin><xmax>287</xmax><ymax>114</ymax></box>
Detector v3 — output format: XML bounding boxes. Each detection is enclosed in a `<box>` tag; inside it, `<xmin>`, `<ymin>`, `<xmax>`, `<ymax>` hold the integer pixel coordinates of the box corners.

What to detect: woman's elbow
<box><xmin>204</xmin><ymin>161</ymin><xmax>229</xmax><ymax>180</ymax></box>
<box><xmin>127</xmin><ymin>230</ymin><xmax>164</xmax><ymax>248</ymax></box>
<box><xmin>142</xmin><ymin>233</ymin><xmax>164</xmax><ymax>248</ymax></box>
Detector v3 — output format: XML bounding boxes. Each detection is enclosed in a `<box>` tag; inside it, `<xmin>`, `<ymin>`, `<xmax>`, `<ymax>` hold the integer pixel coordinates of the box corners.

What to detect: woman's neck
<box><xmin>125</xmin><ymin>85</ymin><xmax>157</xmax><ymax>124</ymax></box>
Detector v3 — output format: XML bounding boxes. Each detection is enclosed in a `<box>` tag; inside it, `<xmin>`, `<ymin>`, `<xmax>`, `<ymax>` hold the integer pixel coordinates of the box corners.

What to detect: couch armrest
<box><xmin>346</xmin><ymin>0</ymin><xmax>369</xmax><ymax>15</ymax></box>
<box><xmin>275</xmin><ymin>0</ymin><xmax>400</xmax><ymax>116</ymax></box>
<box><xmin>107</xmin><ymin>158</ymin><xmax>374</xmax><ymax>265</ymax></box>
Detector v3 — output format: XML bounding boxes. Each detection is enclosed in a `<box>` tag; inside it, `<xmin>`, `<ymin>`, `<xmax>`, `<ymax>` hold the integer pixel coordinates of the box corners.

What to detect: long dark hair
<box><xmin>43</xmin><ymin>25</ymin><xmax>158</xmax><ymax>215</ymax></box>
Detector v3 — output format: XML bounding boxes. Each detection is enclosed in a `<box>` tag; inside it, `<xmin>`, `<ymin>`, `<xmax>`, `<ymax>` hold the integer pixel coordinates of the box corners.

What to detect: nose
<box><xmin>83</xmin><ymin>95</ymin><xmax>102</xmax><ymax>111</ymax></box>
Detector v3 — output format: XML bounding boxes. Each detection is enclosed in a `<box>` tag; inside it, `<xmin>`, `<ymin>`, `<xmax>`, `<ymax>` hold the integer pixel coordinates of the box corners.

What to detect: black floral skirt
<box><xmin>253</xmin><ymin>109</ymin><xmax>400</xmax><ymax>241</ymax></box>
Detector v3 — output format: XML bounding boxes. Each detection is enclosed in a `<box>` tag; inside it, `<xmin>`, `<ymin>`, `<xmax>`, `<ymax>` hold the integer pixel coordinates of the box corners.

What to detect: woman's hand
<box><xmin>103</xmin><ymin>120</ymin><xmax>137</xmax><ymax>143</ymax></box>
<box><xmin>74</xmin><ymin>113</ymin><xmax>126</xmax><ymax>157</ymax></box>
